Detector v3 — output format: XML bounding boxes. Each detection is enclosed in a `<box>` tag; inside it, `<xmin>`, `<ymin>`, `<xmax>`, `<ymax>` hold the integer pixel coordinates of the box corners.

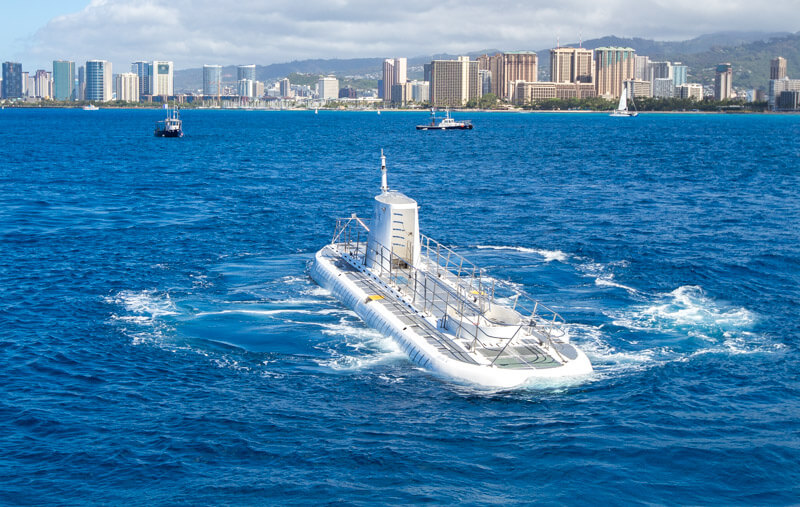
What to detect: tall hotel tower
<box><xmin>131</xmin><ymin>61</ymin><xmax>152</xmax><ymax>96</ymax></box>
<box><xmin>382</xmin><ymin>58</ymin><xmax>407</xmax><ymax>103</ymax></box>
<box><xmin>550</xmin><ymin>47</ymin><xmax>593</xmax><ymax>83</ymax></box>
<box><xmin>85</xmin><ymin>60</ymin><xmax>112</xmax><ymax>101</ymax></box>
<box><xmin>152</xmin><ymin>61</ymin><xmax>174</xmax><ymax>96</ymax></box>
<box><xmin>203</xmin><ymin>65</ymin><xmax>222</xmax><ymax>97</ymax></box>
<box><xmin>52</xmin><ymin>60</ymin><xmax>75</xmax><ymax>100</ymax></box>
<box><xmin>770</xmin><ymin>57</ymin><xmax>787</xmax><ymax>80</ymax></box>
<box><xmin>594</xmin><ymin>47</ymin><xmax>636</xmax><ymax>98</ymax></box>
<box><xmin>714</xmin><ymin>63</ymin><xmax>733</xmax><ymax>100</ymax></box>
<box><xmin>430</xmin><ymin>56</ymin><xmax>479</xmax><ymax>107</ymax></box>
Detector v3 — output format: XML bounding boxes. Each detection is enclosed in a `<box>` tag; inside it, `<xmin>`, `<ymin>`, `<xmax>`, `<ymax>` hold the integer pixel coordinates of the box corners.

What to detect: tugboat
<box><xmin>154</xmin><ymin>106</ymin><xmax>183</xmax><ymax>137</ymax></box>
<box><xmin>416</xmin><ymin>108</ymin><xmax>473</xmax><ymax>130</ymax></box>
<box><xmin>310</xmin><ymin>152</ymin><xmax>593</xmax><ymax>388</ymax></box>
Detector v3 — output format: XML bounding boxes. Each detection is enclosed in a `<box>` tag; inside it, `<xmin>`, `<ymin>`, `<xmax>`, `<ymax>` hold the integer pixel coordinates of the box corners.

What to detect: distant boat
<box><xmin>377</xmin><ymin>109</ymin><xmax>381</xmax><ymax>115</ymax></box>
<box><xmin>83</xmin><ymin>104</ymin><xmax>99</xmax><ymax>111</ymax></box>
<box><xmin>154</xmin><ymin>106</ymin><xmax>183</xmax><ymax>137</ymax></box>
<box><xmin>315</xmin><ymin>108</ymin><xmax>318</xmax><ymax>114</ymax></box>
<box><xmin>610</xmin><ymin>90</ymin><xmax>638</xmax><ymax>117</ymax></box>
<box><xmin>416</xmin><ymin>108</ymin><xmax>473</xmax><ymax>130</ymax></box>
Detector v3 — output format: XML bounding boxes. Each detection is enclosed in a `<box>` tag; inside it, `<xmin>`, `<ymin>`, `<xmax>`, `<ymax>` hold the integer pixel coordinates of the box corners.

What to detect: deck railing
<box><xmin>331</xmin><ymin>216</ymin><xmax>568</xmax><ymax>364</ymax></box>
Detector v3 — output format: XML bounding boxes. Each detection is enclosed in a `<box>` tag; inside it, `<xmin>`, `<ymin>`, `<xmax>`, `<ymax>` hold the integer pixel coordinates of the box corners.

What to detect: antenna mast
<box><xmin>380</xmin><ymin>149</ymin><xmax>388</xmax><ymax>193</ymax></box>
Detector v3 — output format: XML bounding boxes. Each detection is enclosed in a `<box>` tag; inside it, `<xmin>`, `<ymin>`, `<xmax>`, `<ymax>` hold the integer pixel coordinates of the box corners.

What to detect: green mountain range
<box><xmin>173</xmin><ymin>31</ymin><xmax>800</xmax><ymax>93</ymax></box>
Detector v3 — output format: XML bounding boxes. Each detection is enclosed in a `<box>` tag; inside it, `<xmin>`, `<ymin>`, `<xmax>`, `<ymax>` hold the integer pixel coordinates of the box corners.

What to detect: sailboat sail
<box><xmin>617</xmin><ymin>89</ymin><xmax>627</xmax><ymax>112</ymax></box>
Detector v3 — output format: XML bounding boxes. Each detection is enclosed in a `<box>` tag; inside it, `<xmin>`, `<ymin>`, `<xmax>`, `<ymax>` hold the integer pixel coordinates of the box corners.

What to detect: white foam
<box><xmin>475</xmin><ymin>245</ymin><xmax>569</xmax><ymax>263</ymax></box>
<box><xmin>315</xmin><ymin>318</ymin><xmax>406</xmax><ymax>371</ymax></box>
<box><xmin>194</xmin><ymin>309</ymin><xmax>315</xmax><ymax>317</ymax></box>
<box><xmin>615</xmin><ymin>285</ymin><xmax>756</xmax><ymax>337</ymax></box>
<box><xmin>105</xmin><ymin>289</ymin><xmax>179</xmax><ymax>318</ymax></box>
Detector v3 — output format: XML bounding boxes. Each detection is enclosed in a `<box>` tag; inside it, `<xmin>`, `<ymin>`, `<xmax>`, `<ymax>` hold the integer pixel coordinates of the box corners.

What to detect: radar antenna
<box><xmin>380</xmin><ymin>149</ymin><xmax>388</xmax><ymax>193</ymax></box>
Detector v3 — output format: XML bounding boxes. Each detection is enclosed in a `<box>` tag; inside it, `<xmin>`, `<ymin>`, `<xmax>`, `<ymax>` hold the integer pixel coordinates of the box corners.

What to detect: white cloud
<box><xmin>20</xmin><ymin>0</ymin><xmax>800</xmax><ymax>71</ymax></box>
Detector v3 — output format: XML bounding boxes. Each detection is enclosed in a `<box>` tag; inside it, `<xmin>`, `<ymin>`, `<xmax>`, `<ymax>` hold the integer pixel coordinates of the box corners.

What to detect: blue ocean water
<box><xmin>1</xmin><ymin>108</ymin><xmax>799</xmax><ymax>504</ymax></box>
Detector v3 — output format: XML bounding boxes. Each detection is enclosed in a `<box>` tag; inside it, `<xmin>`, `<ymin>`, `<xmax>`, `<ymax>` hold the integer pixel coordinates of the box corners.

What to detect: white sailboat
<box><xmin>610</xmin><ymin>88</ymin><xmax>638</xmax><ymax>117</ymax></box>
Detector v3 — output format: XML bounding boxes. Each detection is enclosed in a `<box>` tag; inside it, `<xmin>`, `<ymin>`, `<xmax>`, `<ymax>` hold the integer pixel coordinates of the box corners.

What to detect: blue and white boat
<box><xmin>311</xmin><ymin>152</ymin><xmax>592</xmax><ymax>388</ymax></box>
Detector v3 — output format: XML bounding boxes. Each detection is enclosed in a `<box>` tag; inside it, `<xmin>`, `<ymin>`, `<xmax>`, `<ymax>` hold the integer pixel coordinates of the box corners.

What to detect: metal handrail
<box><xmin>329</xmin><ymin>217</ymin><xmax>569</xmax><ymax>365</ymax></box>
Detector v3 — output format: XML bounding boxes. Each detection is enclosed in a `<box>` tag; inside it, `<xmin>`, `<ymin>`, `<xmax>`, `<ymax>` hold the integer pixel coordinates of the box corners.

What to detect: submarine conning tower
<box><xmin>365</xmin><ymin>151</ymin><xmax>421</xmax><ymax>271</ymax></box>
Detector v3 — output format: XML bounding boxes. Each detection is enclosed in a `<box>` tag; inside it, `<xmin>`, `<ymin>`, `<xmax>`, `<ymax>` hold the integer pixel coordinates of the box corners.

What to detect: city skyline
<box><xmin>4</xmin><ymin>0</ymin><xmax>800</xmax><ymax>72</ymax></box>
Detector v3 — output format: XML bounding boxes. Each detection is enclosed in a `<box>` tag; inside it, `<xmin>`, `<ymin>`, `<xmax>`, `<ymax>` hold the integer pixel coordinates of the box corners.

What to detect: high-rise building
<box><xmin>594</xmin><ymin>47</ymin><xmax>636</xmax><ymax>98</ymax></box>
<box><xmin>237</xmin><ymin>79</ymin><xmax>254</xmax><ymax>98</ymax></box>
<box><xmin>2</xmin><ymin>62</ymin><xmax>23</xmax><ymax>99</ymax></box>
<box><xmin>411</xmin><ymin>81</ymin><xmax>430</xmax><ymax>103</ymax></box>
<box><xmin>131</xmin><ymin>61</ymin><xmax>152</xmax><ymax>96</ymax></box>
<box><xmin>382</xmin><ymin>58</ymin><xmax>407</xmax><ymax>103</ymax></box>
<box><xmin>203</xmin><ymin>65</ymin><xmax>222</xmax><ymax>97</ymax></box>
<box><xmin>429</xmin><ymin>56</ymin><xmax>479</xmax><ymax>107</ymax></box>
<box><xmin>78</xmin><ymin>66</ymin><xmax>86</xmax><ymax>100</ymax></box>
<box><xmin>53</xmin><ymin>60</ymin><xmax>75</xmax><ymax>100</ymax></box>
<box><xmin>676</xmin><ymin>83</ymin><xmax>704</xmax><ymax>101</ymax></box>
<box><xmin>477</xmin><ymin>53</ymin><xmax>504</xmax><ymax>97</ymax></box>
<box><xmin>634</xmin><ymin>55</ymin><xmax>650</xmax><ymax>81</ymax></box>
<box><xmin>769</xmin><ymin>78</ymin><xmax>800</xmax><ymax>109</ymax></box>
<box><xmin>237</xmin><ymin>64</ymin><xmax>256</xmax><ymax>82</ymax></box>
<box><xmin>85</xmin><ymin>60</ymin><xmax>112</xmax><ymax>101</ymax></box>
<box><xmin>649</xmin><ymin>61</ymin><xmax>673</xmax><ymax>82</ymax></box>
<box><xmin>672</xmin><ymin>64</ymin><xmax>687</xmax><ymax>87</ymax></box>
<box><xmin>652</xmin><ymin>77</ymin><xmax>675</xmax><ymax>98</ymax></box>
<box><xmin>116</xmin><ymin>73</ymin><xmax>139</xmax><ymax>101</ymax></box>
<box><xmin>624</xmin><ymin>79</ymin><xmax>652</xmax><ymax>98</ymax></box>
<box><xmin>770</xmin><ymin>57</ymin><xmax>787</xmax><ymax>80</ymax></box>
<box><xmin>714</xmin><ymin>63</ymin><xmax>732</xmax><ymax>101</ymax></box>
<box><xmin>34</xmin><ymin>70</ymin><xmax>53</xmax><ymax>99</ymax></box>
<box><xmin>21</xmin><ymin>72</ymin><xmax>30</xmax><ymax>97</ymax></box>
<box><xmin>279</xmin><ymin>78</ymin><xmax>292</xmax><ymax>98</ymax></box>
<box><xmin>502</xmin><ymin>51</ymin><xmax>537</xmax><ymax>98</ymax></box>
<box><xmin>317</xmin><ymin>76</ymin><xmax>339</xmax><ymax>100</ymax></box>
<box><xmin>478</xmin><ymin>69</ymin><xmax>491</xmax><ymax>95</ymax></box>
<box><xmin>151</xmin><ymin>61</ymin><xmax>173</xmax><ymax>97</ymax></box>
<box><xmin>550</xmin><ymin>47</ymin><xmax>593</xmax><ymax>84</ymax></box>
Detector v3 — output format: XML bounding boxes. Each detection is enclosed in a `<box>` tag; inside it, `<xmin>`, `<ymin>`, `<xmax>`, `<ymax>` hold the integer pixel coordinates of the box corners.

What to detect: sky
<box><xmin>3</xmin><ymin>0</ymin><xmax>799</xmax><ymax>72</ymax></box>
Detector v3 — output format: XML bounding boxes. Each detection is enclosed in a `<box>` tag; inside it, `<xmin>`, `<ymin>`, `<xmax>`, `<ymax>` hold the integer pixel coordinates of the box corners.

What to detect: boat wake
<box><xmin>475</xmin><ymin>244</ymin><xmax>569</xmax><ymax>263</ymax></box>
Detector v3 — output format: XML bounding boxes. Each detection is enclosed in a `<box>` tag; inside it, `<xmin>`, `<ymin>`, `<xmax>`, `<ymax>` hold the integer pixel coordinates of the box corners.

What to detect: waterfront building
<box><xmin>411</xmin><ymin>80</ymin><xmax>430</xmax><ymax>103</ymax></box>
<box><xmin>513</xmin><ymin>81</ymin><xmax>595</xmax><ymax>105</ymax></box>
<box><xmin>502</xmin><ymin>51</ymin><xmax>537</xmax><ymax>98</ymax></box>
<box><xmin>131</xmin><ymin>61</ymin><xmax>152</xmax><ymax>96</ymax></box>
<box><xmin>317</xmin><ymin>76</ymin><xmax>339</xmax><ymax>100</ymax></box>
<box><xmin>203</xmin><ymin>65</ymin><xmax>222</xmax><ymax>97</ymax></box>
<box><xmin>237</xmin><ymin>64</ymin><xmax>256</xmax><ymax>82</ymax></box>
<box><xmin>478</xmin><ymin>69</ymin><xmax>491</xmax><ymax>95</ymax></box>
<box><xmin>595</xmin><ymin>47</ymin><xmax>636</xmax><ymax>98</ymax></box>
<box><xmin>34</xmin><ymin>70</ymin><xmax>53</xmax><ymax>99</ymax></box>
<box><xmin>85</xmin><ymin>60</ymin><xmax>112</xmax><ymax>101</ymax></box>
<box><xmin>769</xmin><ymin>78</ymin><xmax>800</xmax><ymax>109</ymax></box>
<box><xmin>78</xmin><ymin>66</ymin><xmax>85</xmax><ymax>100</ymax></box>
<box><xmin>624</xmin><ymin>79</ymin><xmax>652</xmax><ymax>98</ymax></box>
<box><xmin>339</xmin><ymin>87</ymin><xmax>357</xmax><ymax>99</ymax></box>
<box><xmin>652</xmin><ymin>77</ymin><xmax>675</xmax><ymax>98</ymax></box>
<box><xmin>714</xmin><ymin>63</ymin><xmax>732</xmax><ymax>100</ymax></box>
<box><xmin>151</xmin><ymin>61</ymin><xmax>173</xmax><ymax>97</ymax></box>
<box><xmin>476</xmin><ymin>53</ymin><xmax>504</xmax><ymax>97</ymax></box>
<box><xmin>53</xmin><ymin>60</ymin><xmax>75</xmax><ymax>100</ymax></box>
<box><xmin>649</xmin><ymin>61</ymin><xmax>672</xmax><ymax>82</ymax></box>
<box><xmin>115</xmin><ymin>72</ymin><xmax>139</xmax><ymax>102</ymax></box>
<box><xmin>672</xmin><ymin>63</ymin><xmax>687</xmax><ymax>87</ymax></box>
<box><xmin>634</xmin><ymin>55</ymin><xmax>650</xmax><ymax>81</ymax></box>
<box><xmin>2</xmin><ymin>62</ymin><xmax>23</xmax><ymax>99</ymax></box>
<box><xmin>777</xmin><ymin>90</ymin><xmax>800</xmax><ymax>110</ymax></box>
<box><xmin>770</xmin><ymin>57</ymin><xmax>787</xmax><ymax>80</ymax></box>
<box><xmin>676</xmin><ymin>83</ymin><xmax>704</xmax><ymax>100</ymax></box>
<box><xmin>21</xmin><ymin>72</ymin><xmax>30</xmax><ymax>97</ymax></box>
<box><xmin>382</xmin><ymin>58</ymin><xmax>407</xmax><ymax>103</ymax></box>
<box><xmin>279</xmin><ymin>78</ymin><xmax>292</xmax><ymax>98</ymax></box>
<box><xmin>429</xmin><ymin>56</ymin><xmax>479</xmax><ymax>107</ymax></box>
<box><xmin>237</xmin><ymin>79</ymin><xmax>254</xmax><ymax>99</ymax></box>
<box><xmin>550</xmin><ymin>47</ymin><xmax>593</xmax><ymax>84</ymax></box>
<box><xmin>254</xmin><ymin>81</ymin><xmax>265</xmax><ymax>99</ymax></box>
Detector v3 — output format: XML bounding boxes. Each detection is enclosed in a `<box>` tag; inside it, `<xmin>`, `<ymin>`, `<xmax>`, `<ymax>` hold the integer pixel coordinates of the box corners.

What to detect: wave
<box><xmin>475</xmin><ymin>245</ymin><xmax>569</xmax><ymax>263</ymax></box>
